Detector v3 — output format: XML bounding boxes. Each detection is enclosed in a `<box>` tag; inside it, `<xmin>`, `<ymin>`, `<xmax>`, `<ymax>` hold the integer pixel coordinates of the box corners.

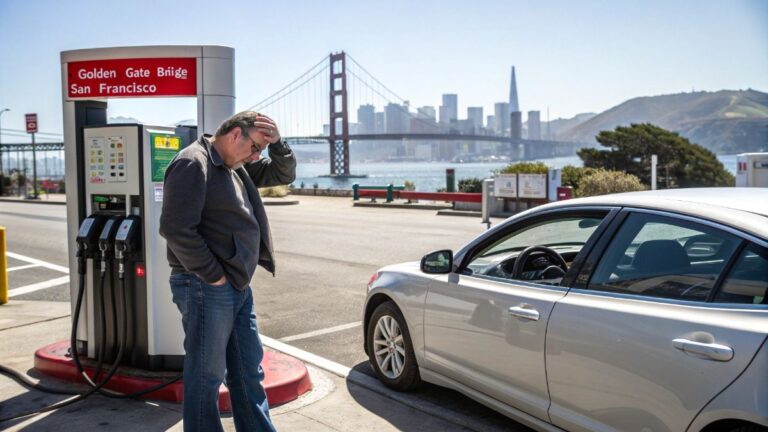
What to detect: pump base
<box><xmin>33</xmin><ymin>341</ymin><xmax>313</xmax><ymax>410</ymax></box>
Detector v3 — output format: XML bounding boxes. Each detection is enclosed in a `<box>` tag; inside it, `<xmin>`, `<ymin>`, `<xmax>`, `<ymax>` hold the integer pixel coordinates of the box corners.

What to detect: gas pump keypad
<box><xmin>107</xmin><ymin>136</ymin><xmax>127</xmax><ymax>182</ymax></box>
<box><xmin>88</xmin><ymin>136</ymin><xmax>127</xmax><ymax>184</ymax></box>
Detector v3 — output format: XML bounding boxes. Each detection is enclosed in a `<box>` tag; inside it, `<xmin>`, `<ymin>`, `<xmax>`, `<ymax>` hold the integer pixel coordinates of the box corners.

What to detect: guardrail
<box><xmin>352</xmin><ymin>184</ymin><xmax>405</xmax><ymax>202</ymax></box>
<box><xmin>355</xmin><ymin>188</ymin><xmax>481</xmax><ymax>204</ymax></box>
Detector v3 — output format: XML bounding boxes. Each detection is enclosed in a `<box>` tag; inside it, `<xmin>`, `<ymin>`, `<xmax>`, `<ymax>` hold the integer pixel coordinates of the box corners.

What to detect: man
<box><xmin>159</xmin><ymin>111</ymin><xmax>296</xmax><ymax>432</ymax></box>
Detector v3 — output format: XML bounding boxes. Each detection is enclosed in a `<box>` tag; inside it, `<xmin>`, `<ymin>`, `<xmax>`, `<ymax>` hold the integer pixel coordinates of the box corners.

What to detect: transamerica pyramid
<box><xmin>509</xmin><ymin>66</ymin><xmax>519</xmax><ymax>112</ymax></box>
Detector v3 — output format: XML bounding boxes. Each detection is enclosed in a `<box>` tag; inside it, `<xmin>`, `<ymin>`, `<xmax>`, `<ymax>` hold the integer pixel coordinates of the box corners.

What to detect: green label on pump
<box><xmin>150</xmin><ymin>133</ymin><xmax>182</xmax><ymax>182</ymax></box>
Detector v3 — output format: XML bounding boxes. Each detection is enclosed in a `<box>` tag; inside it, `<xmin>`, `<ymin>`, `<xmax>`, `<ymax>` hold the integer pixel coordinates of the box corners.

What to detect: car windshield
<box><xmin>481</xmin><ymin>217</ymin><xmax>603</xmax><ymax>257</ymax></box>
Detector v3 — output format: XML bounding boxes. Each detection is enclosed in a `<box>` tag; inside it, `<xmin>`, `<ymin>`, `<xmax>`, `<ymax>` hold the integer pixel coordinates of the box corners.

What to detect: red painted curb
<box><xmin>34</xmin><ymin>341</ymin><xmax>312</xmax><ymax>411</ymax></box>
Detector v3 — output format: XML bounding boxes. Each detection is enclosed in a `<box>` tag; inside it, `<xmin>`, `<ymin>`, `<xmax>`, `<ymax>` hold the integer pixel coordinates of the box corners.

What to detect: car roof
<box><xmin>569</xmin><ymin>188</ymin><xmax>768</xmax><ymax>216</ymax></box>
<box><xmin>539</xmin><ymin>188</ymin><xmax>768</xmax><ymax>241</ymax></box>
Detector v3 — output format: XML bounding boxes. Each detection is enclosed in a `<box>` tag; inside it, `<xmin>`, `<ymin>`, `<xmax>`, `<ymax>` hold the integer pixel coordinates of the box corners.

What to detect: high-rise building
<box><xmin>440</xmin><ymin>94</ymin><xmax>458</xmax><ymax>124</ymax></box>
<box><xmin>494</xmin><ymin>102</ymin><xmax>510</xmax><ymax>135</ymax></box>
<box><xmin>357</xmin><ymin>104</ymin><xmax>375</xmax><ymax>134</ymax></box>
<box><xmin>467</xmin><ymin>107</ymin><xmax>483</xmax><ymax>129</ymax></box>
<box><xmin>510</xmin><ymin>111</ymin><xmax>523</xmax><ymax>139</ymax></box>
<box><xmin>375</xmin><ymin>112</ymin><xmax>385</xmax><ymax>133</ymax></box>
<box><xmin>486</xmin><ymin>115</ymin><xmax>496</xmax><ymax>133</ymax></box>
<box><xmin>527</xmin><ymin>110</ymin><xmax>541</xmax><ymax>140</ymax></box>
<box><xmin>509</xmin><ymin>66</ymin><xmax>519</xmax><ymax>112</ymax></box>
<box><xmin>417</xmin><ymin>106</ymin><xmax>436</xmax><ymax>121</ymax></box>
<box><xmin>385</xmin><ymin>103</ymin><xmax>409</xmax><ymax>133</ymax></box>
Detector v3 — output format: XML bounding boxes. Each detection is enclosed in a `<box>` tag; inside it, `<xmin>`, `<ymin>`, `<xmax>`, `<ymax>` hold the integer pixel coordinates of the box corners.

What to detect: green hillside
<box><xmin>561</xmin><ymin>89</ymin><xmax>768</xmax><ymax>153</ymax></box>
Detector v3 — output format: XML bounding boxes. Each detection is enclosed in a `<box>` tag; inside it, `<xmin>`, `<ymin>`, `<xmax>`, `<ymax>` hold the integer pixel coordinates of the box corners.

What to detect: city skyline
<box><xmin>1</xmin><ymin>0</ymin><xmax>766</xmax><ymax>141</ymax></box>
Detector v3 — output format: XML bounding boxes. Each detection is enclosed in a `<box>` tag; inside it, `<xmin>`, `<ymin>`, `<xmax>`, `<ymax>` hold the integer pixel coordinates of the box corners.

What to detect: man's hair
<box><xmin>214</xmin><ymin>111</ymin><xmax>260</xmax><ymax>137</ymax></box>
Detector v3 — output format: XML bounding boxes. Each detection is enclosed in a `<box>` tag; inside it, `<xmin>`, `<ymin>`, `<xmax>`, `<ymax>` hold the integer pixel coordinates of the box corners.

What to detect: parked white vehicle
<box><xmin>363</xmin><ymin>188</ymin><xmax>768</xmax><ymax>432</ymax></box>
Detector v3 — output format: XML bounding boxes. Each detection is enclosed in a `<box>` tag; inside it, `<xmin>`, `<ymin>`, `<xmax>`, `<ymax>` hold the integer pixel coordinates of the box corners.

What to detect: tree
<box><xmin>578</xmin><ymin>123</ymin><xmax>734</xmax><ymax>187</ymax></box>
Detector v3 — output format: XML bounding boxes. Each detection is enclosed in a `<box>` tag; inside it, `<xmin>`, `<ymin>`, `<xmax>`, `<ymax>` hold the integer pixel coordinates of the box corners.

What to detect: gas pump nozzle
<box><xmin>98</xmin><ymin>217</ymin><xmax>124</xmax><ymax>274</ymax></box>
<box><xmin>114</xmin><ymin>216</ymin><xmax>141</xmax><ymax>279</ymax></box>
<box><xmin>76</xmin><ymin>215</ymin><xmax>108</xmax><ymax>275</ymax></box>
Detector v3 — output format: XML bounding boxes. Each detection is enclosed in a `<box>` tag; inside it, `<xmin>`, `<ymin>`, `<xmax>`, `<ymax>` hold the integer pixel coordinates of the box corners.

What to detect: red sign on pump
<box><xmin>67</xmin><ymin>57</ymin><xmax>197</xmax><ymax>99</ymax></box>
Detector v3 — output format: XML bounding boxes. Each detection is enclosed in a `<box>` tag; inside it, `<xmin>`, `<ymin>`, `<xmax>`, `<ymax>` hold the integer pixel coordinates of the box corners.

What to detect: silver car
<box><xmin>363</xmin><ymin>188</ymin><xmax>768</xmax><ymax>432</ymax></box>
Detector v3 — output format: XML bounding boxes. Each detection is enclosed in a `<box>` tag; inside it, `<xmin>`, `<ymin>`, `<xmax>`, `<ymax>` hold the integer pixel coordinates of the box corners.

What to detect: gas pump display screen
<box><xmin>150</xmin><ymin>133</ymin><xmax>181</xmax><ymax>182</ymax></box>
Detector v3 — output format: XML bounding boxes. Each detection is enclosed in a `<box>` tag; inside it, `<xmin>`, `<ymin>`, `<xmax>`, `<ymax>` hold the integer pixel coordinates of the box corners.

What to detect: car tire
<box><xmin>366</xmin><ymin>301</ymin><xmax>421</xmax><ymax>391</ymax></box>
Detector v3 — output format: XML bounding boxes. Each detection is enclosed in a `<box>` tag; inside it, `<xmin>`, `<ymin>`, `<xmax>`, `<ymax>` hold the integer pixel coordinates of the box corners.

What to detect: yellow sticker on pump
<box><xmin>153</xmin><ymin>135</ymin><xmax>181</xmax><ymax>150</ymax></box>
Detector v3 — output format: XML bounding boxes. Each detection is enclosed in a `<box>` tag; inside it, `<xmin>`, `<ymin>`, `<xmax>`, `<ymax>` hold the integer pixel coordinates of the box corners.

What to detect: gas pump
<box><xmin>71</xmin><ymin>124</ymin><xmax>196</xmax><ymax>371</ymax></box>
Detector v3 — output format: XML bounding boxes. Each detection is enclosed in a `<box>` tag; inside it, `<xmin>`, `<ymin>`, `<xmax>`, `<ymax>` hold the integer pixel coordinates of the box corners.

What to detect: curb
<box><xmin>0</xmin><ymin>198</ymin><xmax>66</xmax><ymax>206</ymax></box>
<box><xmin>353</xmin><ymin>202</ymin><xmax>452</xmax><ymax>211</ymax></box>
<box><xmin>33</xmin><ymin>340</ymin><xmax>313</xmax><ymax>410</ymax></box>
<box><xmin>263</xmin><ymin>198</ymin><xmax>300</xmax><ymax>206</ymax></box>
<box><xmin>436</xmin><ymin>209</ymin><xmax>482</xmax><ymax>218</ymax></box>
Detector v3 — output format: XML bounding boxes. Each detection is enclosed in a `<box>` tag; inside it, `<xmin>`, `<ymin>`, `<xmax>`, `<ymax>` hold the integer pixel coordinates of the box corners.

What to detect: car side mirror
<box><xmin>421</xmin><ymin>250</ymin><xmax>453</xmax><ymax>274</ymax></box>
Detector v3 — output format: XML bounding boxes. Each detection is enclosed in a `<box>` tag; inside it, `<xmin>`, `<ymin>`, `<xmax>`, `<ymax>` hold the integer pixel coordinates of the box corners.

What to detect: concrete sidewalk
<box><xmin>0</xmin><ymin>301</ymin><xmax>525</xmax><ymax>432</ymax></box>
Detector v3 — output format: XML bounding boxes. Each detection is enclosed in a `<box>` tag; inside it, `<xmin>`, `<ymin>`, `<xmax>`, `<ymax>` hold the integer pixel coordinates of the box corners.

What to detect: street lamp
<box><xmin>0</xmin><ymin>108</ymin><xmax>9</xmax><ymax>196</ymax></box>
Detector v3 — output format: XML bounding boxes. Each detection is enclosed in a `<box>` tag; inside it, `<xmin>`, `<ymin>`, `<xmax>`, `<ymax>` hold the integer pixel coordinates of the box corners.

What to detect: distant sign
<box><xmin>494</xmin><ymin>173</ymin><xmax>517</xmax><ymax>198</ymax></box>
<box><xmin>25</xmin><ymin>113</ymin><xmax>37</xmax><ymax>133</ymax></box>
<box><xmin>518</xmin><ymin>174</ymin><xmax>547</xmax><ymax>199</ymax></box>
<box><xmin>66</xmin><ymin>57</ymin><xmax>197</xmax><ymax>99</ymax></box>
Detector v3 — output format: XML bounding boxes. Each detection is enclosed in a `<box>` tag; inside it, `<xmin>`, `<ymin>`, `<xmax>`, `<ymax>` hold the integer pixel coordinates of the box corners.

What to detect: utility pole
<box><xmin>0</xmin><ymin>108</ymin><xmax>9</xmax><ymax>196</ymax></box>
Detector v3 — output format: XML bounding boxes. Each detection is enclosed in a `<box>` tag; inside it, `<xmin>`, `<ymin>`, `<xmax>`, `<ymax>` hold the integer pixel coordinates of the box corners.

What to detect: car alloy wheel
<box><xmin>373</xmin><ymin>315</ymin><xmax>406</xmax><ymax>379</ymax></box>
<box><xmin>367</xmin><ymin>300</ymin><xmax>421</xmax><ymax>391</ymax></box>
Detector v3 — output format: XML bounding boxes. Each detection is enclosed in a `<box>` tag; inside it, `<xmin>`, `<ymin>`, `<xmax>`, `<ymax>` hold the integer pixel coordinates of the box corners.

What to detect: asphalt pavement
<box><xmin>0</xmin><ymin>196</ymin><xmax>530</xmax><ymax>431</ymax></box>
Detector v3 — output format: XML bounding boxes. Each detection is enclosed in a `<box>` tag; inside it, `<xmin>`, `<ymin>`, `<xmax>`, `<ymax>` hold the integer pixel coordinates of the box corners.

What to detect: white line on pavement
<box><xmin>279</xmin><ymin>321</ymin><xmax>362</xmax><ymax>342</ymax></box>
<box><xmin>6</xmin><ymin>251</ymin><xmax>70</xmax><ymax>274</ymax></box>
<box><xmin>261</xmin><ymin>335</ymin><xmax>352</xmax><ymax>378</ymax></box>
<box><xmin>7</xmin><ymin>264</ymin><xmax>41</xmax><ymax>272</ymax></box>
<box><xmin>8</xmin><ymin>276</ymin><xmax>71</xmax><ymax>298</ymax></box>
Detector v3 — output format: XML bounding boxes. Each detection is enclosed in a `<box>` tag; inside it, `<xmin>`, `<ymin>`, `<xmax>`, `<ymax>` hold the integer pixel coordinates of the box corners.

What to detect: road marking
<box><xmin>7</xmin><ymin>263</ymin><xmax>41</xmax><ymax>272</ymax></box>
<box><xmin>262</xmin><ymin>335</ymin><xmax>352</xmax><ymax>378</ymax></box>
<box><xmin>279</xmin><ymin>321</ymin><xmax>362</xmax><ymax>342</ymax></box>
<box><xmin>8</xmin><ymin>276</ymin><xmax>70</xmax><ymax>298</ymax></box>
<box><xmin>6</xmin><ymin>251</ymin><xmax>69</xmax><ymax>273</ymax></box>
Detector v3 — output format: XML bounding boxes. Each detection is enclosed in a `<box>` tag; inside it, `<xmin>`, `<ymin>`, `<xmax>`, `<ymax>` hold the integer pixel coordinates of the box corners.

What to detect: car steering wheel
<box><xmin>511</xmin><ymin>245</ymin><xmax>569</xmax><ymax>280</ymax></box>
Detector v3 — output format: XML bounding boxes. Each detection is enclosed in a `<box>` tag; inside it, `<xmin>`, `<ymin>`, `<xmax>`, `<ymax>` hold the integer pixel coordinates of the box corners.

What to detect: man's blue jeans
<box><xmin>170</xmin><ymin>273</ymin><xmax>276</xmax><ymax>432</ymax></box>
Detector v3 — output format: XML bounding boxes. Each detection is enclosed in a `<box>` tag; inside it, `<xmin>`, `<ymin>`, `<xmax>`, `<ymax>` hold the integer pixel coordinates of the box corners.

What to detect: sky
<box><xmin>0</xmin><ymin>0</ymin><xmax>766</xmax><ymax>142</ymax></box>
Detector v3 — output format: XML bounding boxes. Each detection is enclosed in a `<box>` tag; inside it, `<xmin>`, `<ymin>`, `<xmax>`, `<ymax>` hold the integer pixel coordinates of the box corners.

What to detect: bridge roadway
<box><xmin>0</xmin><ymin>197</ymin><xmax>533</xmax><ymax>430</ymax></box>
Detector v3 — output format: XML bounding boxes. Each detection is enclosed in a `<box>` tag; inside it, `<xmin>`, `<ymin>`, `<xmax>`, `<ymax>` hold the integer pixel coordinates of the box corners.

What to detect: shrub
<box><xmin>577</xmin><ymin>170</ymin><xmax>646</xmax><ymax>197</ymax></box>
<box><xmin>403</xmin><ymin>180</ymin><xmax>416</xmax><ymax>191</ymax></box>
<box><xmin>498</xmin><ymin>161</ymin><xmax>549</xmax><ymax>174</ymax></box>
<box><xmin>259</xmin><ymin>185</ymin><xmax>290</xmax><ymax>198</ymax></box>
<box><xmin>458</xmin><ymin>177</ymin><xmax>483</xmax><ymax>193</ymax></box>
<box><xmin>561</xmin><ymin>165</ymin><xmax>598</xmax><ymax>189</ymax></box>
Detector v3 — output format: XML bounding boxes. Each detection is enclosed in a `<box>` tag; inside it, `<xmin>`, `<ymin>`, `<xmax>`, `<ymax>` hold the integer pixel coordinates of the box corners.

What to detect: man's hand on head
<box><xmin>253</xmin><ymin>114</ymin><xmax>281</xmax><ymax>144</ymax></box>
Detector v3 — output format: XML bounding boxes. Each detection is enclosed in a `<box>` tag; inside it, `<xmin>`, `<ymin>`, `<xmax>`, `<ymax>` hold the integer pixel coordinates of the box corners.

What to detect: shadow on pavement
<box><xmin>345</xmin><ymin>362</ymin><xmax>532</xmax><ymax>432</ymax></box>
<box><xmin>0</xmin><ymin>371</ymin><xmax>182</xmax><ymax>432</ymax></box>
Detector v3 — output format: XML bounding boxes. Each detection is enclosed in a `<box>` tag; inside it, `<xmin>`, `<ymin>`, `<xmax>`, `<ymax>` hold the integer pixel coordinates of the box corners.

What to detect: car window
<box><xmin>714</xmin><ymin>244</ymin><xmax>768</xmax><ymax>305</ymax></box>
<box><xmin>465</xmin><ymin>214</ymin><xmax>607</xmax><ymax>286</ymax></box>
<box><xmin>588</xmin><ymin>212</ymin><xmax>741</xmax><ymax>301</ymax></box>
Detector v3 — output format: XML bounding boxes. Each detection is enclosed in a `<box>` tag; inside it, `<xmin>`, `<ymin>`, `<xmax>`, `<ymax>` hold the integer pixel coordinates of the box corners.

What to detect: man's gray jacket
<box><xmin>159</xmin><ymin>135</ymin><xmax>296</xmax><ymax>290</ymax></box>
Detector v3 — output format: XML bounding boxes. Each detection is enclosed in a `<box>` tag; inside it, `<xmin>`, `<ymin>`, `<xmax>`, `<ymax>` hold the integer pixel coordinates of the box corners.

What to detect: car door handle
<box><xmin>672</xmin><ymin>338</ymin><xmax>734</xmax><ymax>362</ymax></box>
<box><xmin>508</xmin><ymin>306</ymin><xmax>540</xmax><ymax>321</ymax></box>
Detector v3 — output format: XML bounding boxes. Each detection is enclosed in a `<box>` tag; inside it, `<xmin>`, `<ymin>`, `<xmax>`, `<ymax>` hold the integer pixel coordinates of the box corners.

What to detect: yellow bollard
<box><xmin>0</xmin><ymin>226</ymin><xmax>7</xmax><ymax>305</ymax></box>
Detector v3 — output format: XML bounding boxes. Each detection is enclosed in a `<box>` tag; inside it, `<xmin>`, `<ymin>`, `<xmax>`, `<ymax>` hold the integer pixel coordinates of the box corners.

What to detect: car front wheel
<box><xmin>366</xmin><ymin>301</ymin><xmax>421</xmax><ymax>391</ymax></box>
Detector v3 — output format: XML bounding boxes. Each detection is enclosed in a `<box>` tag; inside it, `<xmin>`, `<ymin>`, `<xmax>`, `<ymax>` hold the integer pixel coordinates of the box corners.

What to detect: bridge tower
<box><xmin>328</xmin><ymin>52</ymin><xmax>350</xmax><ymax>175</ymax></box>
